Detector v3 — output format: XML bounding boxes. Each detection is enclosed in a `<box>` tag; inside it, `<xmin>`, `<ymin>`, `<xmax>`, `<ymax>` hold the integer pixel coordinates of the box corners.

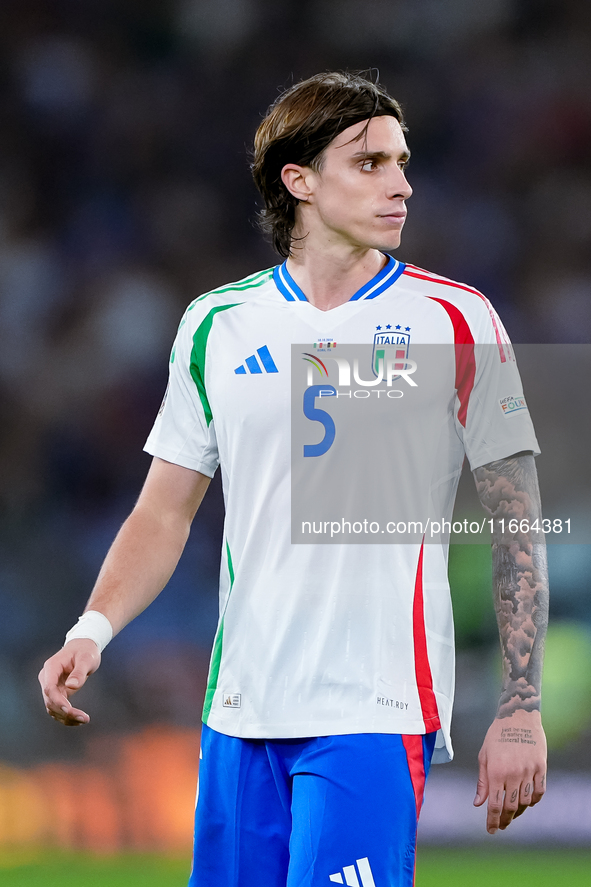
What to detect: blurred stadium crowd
<box><xmin>0</xmin><ymin>0</ymin><xmax>590</xmax><ymax>782</ymax></box>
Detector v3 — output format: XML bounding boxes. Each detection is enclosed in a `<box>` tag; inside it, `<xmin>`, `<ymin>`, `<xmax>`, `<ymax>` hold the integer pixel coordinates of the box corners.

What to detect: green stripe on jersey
<box><xmin>202</xmin><ymin>540</ymin><xmax>235</xmax><ymax>724</ymax></box>
<box><xmin>189</xmin><ymin>303</ymin><xmax>242</xmax><ymax>425</ymax></box>
<box><xmin>188</xmin><ymin>268</ymin><xmax>273</xmax><ymax>308</ymax></box>
<box><xmin>211</xmin><ymin>268</ymin><xmax>273</xmax><ymax>295</ymax></box>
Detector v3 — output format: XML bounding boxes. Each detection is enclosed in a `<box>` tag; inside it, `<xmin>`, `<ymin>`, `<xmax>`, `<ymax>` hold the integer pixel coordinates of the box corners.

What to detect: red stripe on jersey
<box><xmin>403</xmin><ymin>266</ymin><xmax>511</xmax><ymax>362</ymax></box>
<box><xmin>404</xmin><ymin>264</ymin><xmax>483</xmax><ymax>297</ymax></box>
<box><xmin>402</xmin><ymin>734</ymin><xmax>427</xmax><ymax>819</ymax></box>
<box><xmin>426</xmin><ymin>297</ymin><xmax>476</xmax><ymax>428</ymax></box>
<box><xmin>413</xmin><ymin>542</ymin><xmax>441</xmax><ymax>732</ymax></box>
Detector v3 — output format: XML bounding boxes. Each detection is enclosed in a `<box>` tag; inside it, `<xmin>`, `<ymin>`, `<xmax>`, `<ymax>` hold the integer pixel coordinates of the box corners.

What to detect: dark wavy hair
<box><xmin>251</xmin><ymin>71</ymin><xmax>406</xmax><ymax>258</ymax></box>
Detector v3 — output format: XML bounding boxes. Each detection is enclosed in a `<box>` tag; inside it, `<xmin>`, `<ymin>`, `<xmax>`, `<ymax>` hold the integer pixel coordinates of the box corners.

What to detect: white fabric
<box><xmin>64</xmin><ymin>610</ymin><xmax>113</xmax><ymax>653</ymax></box>
<box><xmin>145</xmin><ymin>262</ymin><xmax>539</xmax><ymax>763</ymax></box>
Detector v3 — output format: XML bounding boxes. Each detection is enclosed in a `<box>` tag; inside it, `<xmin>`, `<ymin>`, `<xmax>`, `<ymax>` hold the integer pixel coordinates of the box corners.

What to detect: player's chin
<box><xmin>373</xmin><ymin>233</ymin><xmax>403</xmax><ymax>252</ymax></box>
<box><xmin>370</xmin><ymin>225</ymin><xmax>404</xmax><ymax>252</ymax></box>
<box><xmin>351</xmin><ymin>223</ymin><xmax>403</xmax><ymax>253</ymax></box>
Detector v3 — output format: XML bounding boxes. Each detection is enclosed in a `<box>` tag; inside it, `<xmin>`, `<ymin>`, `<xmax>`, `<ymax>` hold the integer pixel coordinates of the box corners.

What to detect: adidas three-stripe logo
<box><xmin>329</xmin><ymin>856</ymin><xmax>376</xmax><ymax>886</ymax></box>
<box><xmin>234</xmin><ymin>345</ymin><xmax>278</xmax><ymax>374</ymax></box>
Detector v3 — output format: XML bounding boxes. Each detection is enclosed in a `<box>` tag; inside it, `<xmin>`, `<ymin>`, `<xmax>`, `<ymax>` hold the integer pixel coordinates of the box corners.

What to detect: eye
<box><xmin>360</xmin><ymin>159</ymin><xmax>378</xmax><ymax>171</ymax></box>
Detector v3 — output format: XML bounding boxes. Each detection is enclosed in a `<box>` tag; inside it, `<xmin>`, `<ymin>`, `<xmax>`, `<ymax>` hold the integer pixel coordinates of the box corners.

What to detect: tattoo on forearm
<box><xmin>473</xmin><ymin>453</ymin><xmax>549</xmax><ymax>719</ymax></box>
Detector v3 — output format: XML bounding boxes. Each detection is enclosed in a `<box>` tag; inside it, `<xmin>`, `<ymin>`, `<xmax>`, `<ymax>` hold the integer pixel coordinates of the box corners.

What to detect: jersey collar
<box><xmin>273</xmin><ymin>254</ymin><xmax>406</xmax><ymax>303</ymax></box>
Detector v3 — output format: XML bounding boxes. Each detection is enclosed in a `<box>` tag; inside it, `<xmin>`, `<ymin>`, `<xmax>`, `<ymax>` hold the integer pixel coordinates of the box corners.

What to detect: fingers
<box><xmin>41</xmin><ymin>686</ymin><xmax>90</xmax><ymax>725</ymax></box>
<box><xmin>64</xmin><ymin>664</ymin><xmax>92</xmax><ymax>693</ymax></box>
<box><xmin>485</xmin><ymin>780</ymin><xmax>522</xmax><ymax>833</ymax></box>
<box><xmin>475</xmin><ymin>755</ymin><xmax>522</xmax><ymax>833</ymax></box>
<box><xmin>510</xmin><ymin>779</ymin><xmax>534</xmax><ymax>821</ymax></box>
<box><xmin>40</xmin><ymin>676</ymin><xmax>89</xmax><ymax>725</ymax></box>
<box><xmin>39</xmin><ymin>667</ymin><xmax>87</xmax><ymax>725</ymax></box>
<box><xmin>38</xmin><ymin>641</ymin><xmax>100</xmax><ymax>727</ymax></box>
<box><xmin>485</xmin><ymin>784</ymin><xmax>505</xmax><ymax>834</ymax></box>
<box><xmin>497</xmin><ymin>781</ymin><xmax>522</xmax><ymax>831</ymax></box>
<box><xmin>520</xmin><ymin>777</ymin><xmax>534</xmax><ymax>807</ymax></box>
<box><xmin>473</xmin><ymin>754</ymin><xmax>489</xmax><ymax>807</ymax></box>
<box><xmin>49</xmin><ymin>702</ymin><xmax>90</xmax><ymax>727</ymax></box>
<box><xmin>531</xmin><ymin>769</ymin><xmax>546</xmax><ymax>806</ymax></box>
<box><xmin>484</xmin><ymin>770</ymin><xmax>546</xmax><ymax>833</ymax></box>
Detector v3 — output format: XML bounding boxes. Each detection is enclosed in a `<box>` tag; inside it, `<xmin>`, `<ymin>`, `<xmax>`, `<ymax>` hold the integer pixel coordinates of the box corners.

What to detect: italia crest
<box><xmin>372</xmin><ymin>324</ymin><xmax>411</xmax><ymax>377</ymax></box>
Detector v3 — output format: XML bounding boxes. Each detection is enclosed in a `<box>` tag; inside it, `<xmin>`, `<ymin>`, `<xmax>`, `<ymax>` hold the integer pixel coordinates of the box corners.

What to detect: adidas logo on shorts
<box><xmin>329</xmin><ymin>856</ymin><xmax>376</xmax><ymax>886</ymax></box>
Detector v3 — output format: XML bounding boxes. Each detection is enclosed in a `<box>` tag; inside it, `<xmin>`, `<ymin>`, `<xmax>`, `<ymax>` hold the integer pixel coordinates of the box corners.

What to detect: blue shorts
<box><xmin>189</xmin><ymin>726</ymin><xmax>435</xmax><ymax>887</ymax></box>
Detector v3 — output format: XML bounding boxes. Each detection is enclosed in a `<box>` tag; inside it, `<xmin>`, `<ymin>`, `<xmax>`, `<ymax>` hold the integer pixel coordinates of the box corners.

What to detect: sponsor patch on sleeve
<box><xmin>499</xmin><ymin>394</ymin><xmax>528</xmax><ymax>416</ymax></box>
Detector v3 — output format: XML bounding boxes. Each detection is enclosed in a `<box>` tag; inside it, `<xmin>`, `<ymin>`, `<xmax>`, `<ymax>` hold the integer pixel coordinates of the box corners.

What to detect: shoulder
<box><xmin>176</xmin><ymin>267</ymin><xmax>275</xmax><ymax>335</ymax></box>
<box><xmin>399</xmin><ymin>262</ymin><xmax>509</xmax><ymax>343</ymax></box>
<box><xmin>400</xmin><ymin>263</ymin><xmax>490</xmax><ymax>312</ymax></box>
<box><xmin>191</xmin><ymin>267</ymin><xmax>274</xmax><ymax>311</ymax></box>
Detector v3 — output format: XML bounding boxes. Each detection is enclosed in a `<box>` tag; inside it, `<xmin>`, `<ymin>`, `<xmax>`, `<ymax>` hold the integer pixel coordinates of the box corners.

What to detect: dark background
<box><xmin>0</xmin><ymin>0</ymin><xmax>590</xmax><ymax>815</ymax></box>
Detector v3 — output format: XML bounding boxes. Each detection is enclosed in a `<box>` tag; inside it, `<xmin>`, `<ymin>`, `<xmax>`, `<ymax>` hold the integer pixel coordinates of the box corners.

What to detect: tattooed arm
<box><xmin>472</xmin><ymin>451</ymin><xmax>548</xmax><ymax>834</ymax></box>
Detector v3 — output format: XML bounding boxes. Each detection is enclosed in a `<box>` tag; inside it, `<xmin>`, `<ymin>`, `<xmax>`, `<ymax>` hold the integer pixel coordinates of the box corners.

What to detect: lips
<box><xmin>379</xmin><ymin>212</ymin><xmax>407</xmax><ymax>222</ymax></box>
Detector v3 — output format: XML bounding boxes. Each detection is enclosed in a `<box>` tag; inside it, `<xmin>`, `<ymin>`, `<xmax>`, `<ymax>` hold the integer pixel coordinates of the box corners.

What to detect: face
<box><xmin>284</xmin><ymin>115</ymin><xmax>412</xmax><ymax>253</ymax></box>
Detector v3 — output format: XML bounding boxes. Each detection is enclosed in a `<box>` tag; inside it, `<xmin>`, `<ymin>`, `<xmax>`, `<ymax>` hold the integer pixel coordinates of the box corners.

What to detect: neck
<box><xmin>286</xmin><ymin>244</ymin><xmax>387</xmax><ymax>311</ymax></box>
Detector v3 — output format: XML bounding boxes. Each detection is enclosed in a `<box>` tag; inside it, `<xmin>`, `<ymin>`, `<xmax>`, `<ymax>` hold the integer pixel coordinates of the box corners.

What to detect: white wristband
<box><xmin>64</xmin><ymin>611</ymin><xmax>113</xmax><ymax>653</ymax></box>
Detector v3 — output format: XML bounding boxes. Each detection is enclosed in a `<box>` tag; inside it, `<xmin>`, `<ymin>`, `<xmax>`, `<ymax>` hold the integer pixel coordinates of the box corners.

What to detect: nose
<box><xmin>389</xmin><ymin>166</ymin><xmax>412</xmax><ymax>201</ymax></box>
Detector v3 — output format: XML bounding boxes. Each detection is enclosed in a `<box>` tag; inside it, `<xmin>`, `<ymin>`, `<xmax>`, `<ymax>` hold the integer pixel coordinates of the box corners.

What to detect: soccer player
<box><xmin>39</xmin><ymin>72</ymin><xmax>548</xmax><ymax>887</ymax></box>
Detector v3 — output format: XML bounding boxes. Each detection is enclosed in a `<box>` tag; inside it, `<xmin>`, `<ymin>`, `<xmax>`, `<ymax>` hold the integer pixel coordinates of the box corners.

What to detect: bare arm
<box><xmin>39</xmin><ymin>457</ymin><xmax>211</xmax><ymax>726</ymax></box>
<box><xmin>472</xmin><ymin>452</ymin><xmax>548</xmax><ymax>833</ymax></box>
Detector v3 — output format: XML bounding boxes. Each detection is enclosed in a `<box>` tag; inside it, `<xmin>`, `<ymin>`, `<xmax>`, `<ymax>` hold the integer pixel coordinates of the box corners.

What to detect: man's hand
<box><xmin>474</xmin><ymin>709</ymin><xmax>547</xmax><ymax>833</ymax></box>
<box><xmin>38</xmin><ymin>639</ymin><xmax>101</xmax><ymax>726</ymax></box>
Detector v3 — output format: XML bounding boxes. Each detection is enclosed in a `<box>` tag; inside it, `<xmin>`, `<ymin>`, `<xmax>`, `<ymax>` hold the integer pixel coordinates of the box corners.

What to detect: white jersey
<box><xmin>145</xmin><ymin>256</ymin><xmax>539</xmax><ymax>763</ymax></box>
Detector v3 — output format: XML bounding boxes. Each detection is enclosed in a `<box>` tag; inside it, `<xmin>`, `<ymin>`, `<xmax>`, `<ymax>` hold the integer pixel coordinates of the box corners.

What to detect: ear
<box><xmin>281</xmin><ymin>164</ymin><xmax>314</xmax><ymax>203</ymax></box>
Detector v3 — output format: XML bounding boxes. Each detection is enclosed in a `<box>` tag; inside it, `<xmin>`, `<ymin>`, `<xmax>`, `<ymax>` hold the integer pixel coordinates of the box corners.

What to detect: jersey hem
<box><xmin>143</xmin><ymin>443</ymin><xmax>217</xmax><ymax>477</ymax></box>
<box><xmin>467</xmin><ymin>439</ymin><xmax>540</xmax><ymax>472</ymax></box>
<box><xmin>203</xmin><ymin>715</ymin><xmax>439</xmax><ymax>739</ymax></box>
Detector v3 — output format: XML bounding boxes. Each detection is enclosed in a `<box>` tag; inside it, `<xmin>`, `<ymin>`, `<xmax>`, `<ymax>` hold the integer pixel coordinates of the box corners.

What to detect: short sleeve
<box><xmin>144</xmin><ymin>311</ymin><xmax>219</xmax><ymax>477</ymax></box>
<box><xmin>459</xmin><ymin>341</ymin><xmax>540</xmax><ymax>471</ymax></box>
